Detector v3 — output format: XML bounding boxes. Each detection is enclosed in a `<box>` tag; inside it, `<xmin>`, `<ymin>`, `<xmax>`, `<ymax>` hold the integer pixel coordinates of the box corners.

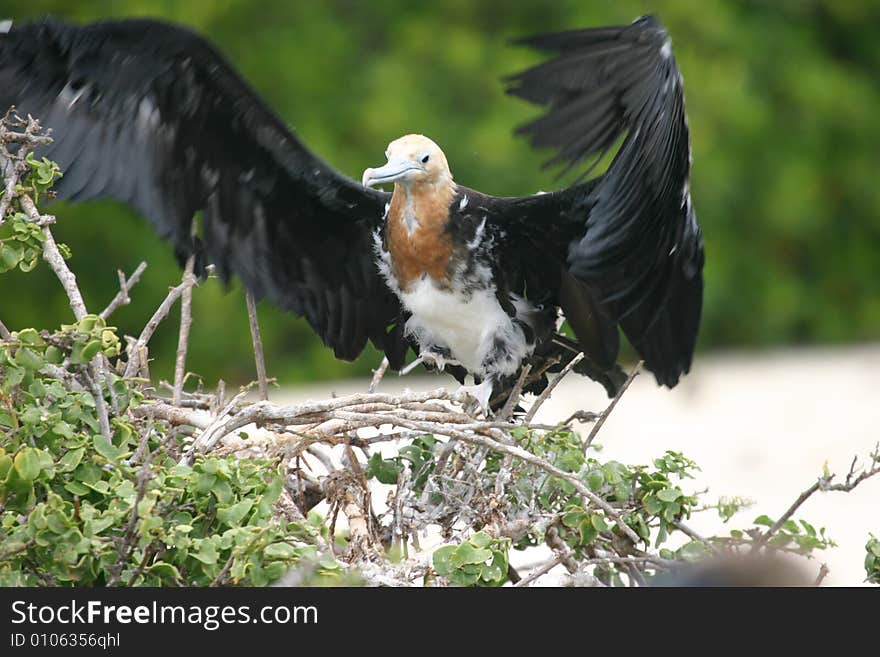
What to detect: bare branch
<box><xmin>172</xmin><ymin>256</ymin><xmax>196</xmax><ymax>406</ymax></box>
<box><xmin>129</xmin><ymin>401</ymin><xmax>212</xmax><ymax>430</ymax></box>
<box><xmin>524</xmin><ymin>353</ymin><xmax>583</xmax><ymax>424</ymax></box>
<box><xmin>751</xmin><ymin>446</ymin><xmax>880</xmax><ymax>552</ymax></box>
<box><xmin>0</xmin><ymin>109</ymin><xmax>53</xmax><ymax>224</ymax></box>
<box><xmin>498</xmin><ymin>362</ymin><xmax>531</xmax><ymax>421</ymax></box>
<box><xmin>515</xmin><ymin>554</ymin><xmax>565</xmax><ymax>587</ymax></box>
<box><xmin>100</xmin><ymin>262</ymin><xmax>147</xmax><ymax>320</ymax></box>
<box><xmin>124</xmin><ymin>272</ymin><xmax>198</xmax><ymax>379</ymax></box>
<box><xmin>19</xmin><ymin>195</ymin><xmax>87</xmax><ymax>321</ymax></box>
<box><xmin>245</xmin><ymin>290</ymin><xmax>269</xmax><ymax>401</ymax></box>
<box><xmin>170</xmin><ymin>387</ymin><xmax>640</xmax><ymax>544</ymax></box>
<box><xmin>814</xmin><ymin>563</ymin><xmax>830</xmax><ymax>587</ymax></box>
<box><xmin>583</xmin><ymin>360</ymin><xmax>642</xmax><ymax>451</ymax></box>
<box><xmin>369</xmin><ymin>356</ymin><xmax>390</xmax><ymax>393</ymax></box>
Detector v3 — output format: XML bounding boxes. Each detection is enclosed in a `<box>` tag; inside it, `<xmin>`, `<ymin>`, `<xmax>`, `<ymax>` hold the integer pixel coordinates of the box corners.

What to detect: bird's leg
<box><xmin>457</xmin><ymin>378</ymin><xmax>495</xmax><ymax>416</ymax></box>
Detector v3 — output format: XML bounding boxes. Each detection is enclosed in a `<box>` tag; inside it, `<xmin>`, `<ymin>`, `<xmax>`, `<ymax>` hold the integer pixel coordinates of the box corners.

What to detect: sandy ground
<box><xmin>276</xmin><ymin>344</ymin><xmax>880</xmax><ymax>586</ymax></box>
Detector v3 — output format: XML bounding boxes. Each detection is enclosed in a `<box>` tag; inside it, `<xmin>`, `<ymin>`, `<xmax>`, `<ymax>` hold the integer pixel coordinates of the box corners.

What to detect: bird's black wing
<box><xmin>0</xmin><ymin>17</ymin><xmax>406</xmax><ymax>364</ymax></box>
<box><xmin>502</xmin><ymin>15</ymin><xmax>705</xmax><ymax>387</ymax></box>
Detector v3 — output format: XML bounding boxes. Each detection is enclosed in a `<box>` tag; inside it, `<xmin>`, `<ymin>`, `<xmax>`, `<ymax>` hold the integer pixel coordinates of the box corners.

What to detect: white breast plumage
<box><xmin>401</xmin><ymin>276</ymin><xmax>534</xmax><ymax>378</ymax></box>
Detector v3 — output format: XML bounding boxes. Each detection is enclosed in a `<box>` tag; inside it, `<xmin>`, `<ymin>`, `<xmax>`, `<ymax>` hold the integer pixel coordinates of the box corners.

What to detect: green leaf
<box><xmin>217</xmin><ymin>499</ymin><xmax>254</xmax><ymax>527</ymax></box>
<box><xmin>192</xmin><ymin>540</ymin><xmax>219</xmax><ymax>565</ymax></box>
<box><xmin>93</xmin><ymin>434</ymin><xmax>120</xmax><ymax>461</ymax></box>
<box><xmin>586</xmin><ymin>470</ymin><xmax>604</xmax><ymax>491</ymax></box>
<box><xmin>213</xmin><ymin>480</ymin><xmax>233</xmax><ymax>505</ymax></box>
<box><xmin>16</xmin><ymin>329</ymin><xmax>45</xmax><ymax>347</ymax></box>
<box><xmin>265</xmin><ymin>542</ymin><xmax>297</xmax><ymax>559</ymax></box>
<box><xmin>469</xmin><ymin>532</ymin><xmax>492</xmax><ymax>548</ymax></box>
<box><xmin>450</xmin><ymin>543</ymin><xmax>492</xmax><ymax>568</ymax></box>
<box><xmin>481</xmin><ymin>561</ymin><xmax>504</xmax><ymax>583</ymax></box>
<box><xmin>14</xmin><ymin>448</ymin><xmax>43</xmax><ymax>481</ymax></box>
<box><xmin>80</xmin><ymin>340</ymin><xmax>103</xmax><ymax>362</ymax></box>
<box><xmin>657</xmin><ymin>487</ymin><xmax>682</xmax><ymax>502</ymax></box>
<box><xmin>58</xmin><ymin>447</ymin><xmax>85</xmax><ymax>472</ymax></box>
<box><xmin>643</xmin><ymin>494</ymin><xmax>663</xmax><ymax>515</ymax></box>
<box><xmin>578</xmin><ymin>520</ymin><xmax>598</xmax><ymax>545</ymax></box>
<box><xmin>0</xmin><ymin>242</ymin><xmax>23</xmax><ymax>271</ymax></box>
<box><xmin>591</xmin><ymin>514</ymin><xmax>609</xmax><ymax>532</ymax></box>
<box><xmin>63</xmin><ymin>481</ymin><xmax>90</xmax><ymax>496</ymax></box>
<box><xmin>800</xmin><ymin>520</ymin><xmax>816</xmax><ymax>537</ymax></box>
<box><xmin>14</xmin><ymin>347</ymin><xmax>44</xmax><ymax>371</ymax></box>
<box><xmin>679</xmin><ymin>541</ymin><xmax>708</xmax><ymax>562</ymax></box>
<box><xmin>53</xmin><ymin>421</ymin><xmax>75</xmax><ymax>440</ymax></box>
<box><xmin>432</xmin><ymin>545</ymin><xmax>457</xmax><ymax>576</ymax></box>
<box><xmin>365</xmin><ymin>452</ymin><xmax>402</xmax><ymax>485</ymax></box>
<box><xmin>146</xmin><ymin>562</ymin><xmax>182</xmax><ymax>581</ymax></box>
<box><xmin>754</xmin><ymin>515</ymin><xmax>774</xmax><ymax>527</ymax></box>
<box><xmin>0</xmin><ymin>452</ymin><xmax>12</xmax><ymax>480</ymax></box>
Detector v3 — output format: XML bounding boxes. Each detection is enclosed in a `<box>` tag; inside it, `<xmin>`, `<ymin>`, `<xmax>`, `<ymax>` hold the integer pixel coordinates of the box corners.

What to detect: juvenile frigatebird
<box><xmin>0</xmin><ymin>15</ymin><xmax>704</xmax><ymax>411</ymax></box>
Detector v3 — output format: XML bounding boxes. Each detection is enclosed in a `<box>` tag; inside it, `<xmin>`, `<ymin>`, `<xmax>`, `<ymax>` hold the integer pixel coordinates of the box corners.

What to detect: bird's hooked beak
<box><xmin>362</xmin><ymin>157</ymin><xmax>419</xmax><ymax>188</ymax></box>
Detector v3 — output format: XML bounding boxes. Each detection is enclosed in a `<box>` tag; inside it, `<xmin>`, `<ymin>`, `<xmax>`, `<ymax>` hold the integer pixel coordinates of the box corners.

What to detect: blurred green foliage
<box><xmin>1</xmin><ymin>0</ymin><xmax>878</xmax><ymax>386</ymax></box>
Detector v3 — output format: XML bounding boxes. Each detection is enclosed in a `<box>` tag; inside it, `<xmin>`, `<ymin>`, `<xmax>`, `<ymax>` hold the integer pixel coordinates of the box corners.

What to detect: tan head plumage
<box><xmin>362</xmin><ymin>134</ymin><xmax>453</xmax><ymax>191</ymax></box>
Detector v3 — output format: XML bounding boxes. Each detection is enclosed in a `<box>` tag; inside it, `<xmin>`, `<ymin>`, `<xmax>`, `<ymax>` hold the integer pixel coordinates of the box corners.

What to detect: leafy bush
<box><xmin>2</xmin><ymin>113</ymin><xmax>877</xmax><ymax>588</ymax></box>
<box><xmin>0</xmin><ymin>120</ymin><xmax>336</xmax><ymax>586</ymax></box>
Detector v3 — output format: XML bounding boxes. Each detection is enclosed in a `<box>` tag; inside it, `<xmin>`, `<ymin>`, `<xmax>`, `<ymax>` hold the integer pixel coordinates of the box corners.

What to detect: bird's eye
<box><xmin>421</xmin><ymin>154</ymin><xmax>430</xmax><ymax>164</ymax></box>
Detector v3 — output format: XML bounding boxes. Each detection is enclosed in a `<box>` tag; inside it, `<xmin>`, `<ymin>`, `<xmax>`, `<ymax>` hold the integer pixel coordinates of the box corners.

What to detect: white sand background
<box><xmin>276</xmin><ymin>344</ymin><xmax>880</xmax><ymax>586</ymax></box>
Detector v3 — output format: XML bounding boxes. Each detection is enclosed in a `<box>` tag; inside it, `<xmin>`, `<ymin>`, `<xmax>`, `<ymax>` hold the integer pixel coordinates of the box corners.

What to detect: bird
<box><xmin>0</xmin><ymin>14</ymin><xmax>704</xmax><ymax>412</ymax></box>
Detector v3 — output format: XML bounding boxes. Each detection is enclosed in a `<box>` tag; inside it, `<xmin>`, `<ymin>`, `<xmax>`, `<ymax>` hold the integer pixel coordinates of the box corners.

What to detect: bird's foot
<box><xmin>399</xmin><ymin>350</ymin><xmax>455</xmax><ymax>376</ymax></box>
<box><xmin>420</xmin><ymin>351</ymin><xmax>449</xmax><ymax>372</ymax></box>
<box><xmin>457</xmin><ymin>379</ymin><xmax>494</xmax><ymax>416</ymax></box>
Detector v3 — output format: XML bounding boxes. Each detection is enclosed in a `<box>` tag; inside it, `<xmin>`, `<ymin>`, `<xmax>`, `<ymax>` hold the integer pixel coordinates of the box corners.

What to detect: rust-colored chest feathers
<box><xmin>385</xmin><ymin>184</ymin><xmax>456</xmax><ymax>290</ymax></box>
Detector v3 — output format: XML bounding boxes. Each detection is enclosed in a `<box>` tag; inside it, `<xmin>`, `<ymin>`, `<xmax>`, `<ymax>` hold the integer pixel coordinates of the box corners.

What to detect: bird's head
<box><xmin>362</xmin><ymin>134</ymin><xmax>453</xmax><ymax>191</ymax></box>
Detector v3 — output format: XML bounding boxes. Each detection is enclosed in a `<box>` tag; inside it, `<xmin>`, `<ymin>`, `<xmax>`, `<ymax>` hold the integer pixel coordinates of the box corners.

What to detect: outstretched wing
<box><xmin>505</xmin><ymin>15</ymin><xmax>704</xmax><ymax>387</ymax></box>
<box><xmin>0</xmin><ymin>17</ymin><xmax>405</xmax><ymax>364</ymax></box>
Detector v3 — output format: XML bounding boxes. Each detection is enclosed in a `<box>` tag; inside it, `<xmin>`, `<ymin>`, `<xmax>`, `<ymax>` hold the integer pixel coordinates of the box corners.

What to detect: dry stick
<box><xmin>523</xmin><ymin>353</ymin><xmax>584</xmax><ymax>424</ymax></box>
<box><xmin>515</xmin><ymin>554</ymin><xmax>566</xmax><ymax>587</ymax></box>
<box><xmin>498</xmin><ymin>363</ymin><xmax>532</xmax><ymax>422</ymax></box>
<box><xmin>583</xmin><ymin>360</ymin><xmax>642</xmax><ymax>451</ymax></box>
<box><xmin>210</xmin><ymin>553</ymin><xmax>236</xmax><ymax>587</ymax></box>
<box><xmin>0</xmin><ymin>319</ymin><xmax>10</xmax><ymax>340</ymax></box>
<box><xmin>20</xmin><ymin>196</ymin><xmax>87</xmax><ymax>320</ymax></box>
<box><xmin>180</xmin><ymin>393</ymin><xmax>638</xmax><ymax>543</ymax></box>
<box><xmin>245</xmin><ymin>290</ymin><xmax>269</xmax><ymax>401</ymax></box>
<box><xmin>129</xmin><ymin>402</ymin><xmax>212</xmax><ymax>430</ymax></box>
<box><xmin>38</xmin><ymin>364</ymin><xmax>86</xmax><ymax>392</ymax></box>
<box><xmin>0</xmin><ymin>171</ymin><xmax>16</xmax><ymax>225</ymax></box>
<box><xmin>21</xmin><ymin>193</ymin><xmax>112</xmax><ymax>437</ymax></box>
<box><xmin>123</xmin><ymin>274</ymin><xmax>198</xmax><ymax>379</ymax></box>
<box><xmin>369</xmin><ymin>356</ymin><xmax>390</xmax><ymax>393</ymax></box>
<box><xmin>149</xmin><ymin>383</ymin><xmax>639</xmax><ymax>540</ymax></box>
<box><xmin>0</xmin><ymin>110</ymin><xmax>52</xmax><ymax>223</ymax></box>
<box><xmin>178</xmin><ymin>390</ymin><xmax>250</xmax><ymax>465</ymax></box>
<box><xmin>188</xmin><ymin>389</ymin><xmax>472</xmax><ymax>452</ymax></box>
<box><xmin>100</xmin><ymin>262</ymin><xmax>147</xmax><ymax>320</ymax></box>
<box><xmin>814</xmin><ymin>563</ymin><xmax>830</xmax><ymax>587</ymax></box>
<box><xmin>172</xmin><ymin>256</ymin><xmax>196</xmax><ymax>406</ymax></box>
<box><xmin>494</xmin><ymin>364</ymin><xmax>532</xmax><ymax>497</ymax></box>
<box><xmin>85</xmin><ymin>369</ymin><xmax>112</xmax><ymax>440</ymax></box>
<box><xmin>673</xmin><ymin>520</ymin><xmax>720</xmax><ymax>556</ymax></box>
<box><xmin>338</xmin><ymin>413</ymin><xmax>641</xmax><ymax>544</ymax></box>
